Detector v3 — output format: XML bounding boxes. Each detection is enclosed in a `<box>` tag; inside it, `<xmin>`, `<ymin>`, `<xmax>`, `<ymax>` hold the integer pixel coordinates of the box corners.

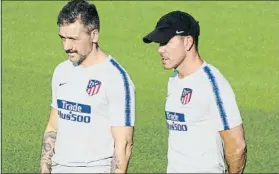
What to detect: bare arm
<box><xmin>220</xmin><ymin>124</ymin><xmax>247</xmax><ymax>174</ymax></box>
<box><xmin>110</xmin><ymin>127</ymin><xmax>134</xmax><ymax>173</ymax></box>
<box><xmin>40</xmin><ymin>108</ymin><xmax>58</xmax><ymax>174</ymax></box>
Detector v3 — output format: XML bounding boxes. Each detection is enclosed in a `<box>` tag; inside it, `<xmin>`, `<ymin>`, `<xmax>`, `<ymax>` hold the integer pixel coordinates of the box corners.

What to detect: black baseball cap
<box><xmin>143</xmin><ymin>11</ymin><xmax>200</xmax><ymax>44</ymax></box>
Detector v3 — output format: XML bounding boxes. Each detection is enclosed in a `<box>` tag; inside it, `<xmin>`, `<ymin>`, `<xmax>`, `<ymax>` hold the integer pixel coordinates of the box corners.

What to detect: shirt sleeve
<box><xmin>210</xmin><ymin>76</ymin><xmax>243</xmax><ymax>131</ymax></box>
<box><xmin>107</xmin><ymin>73</ymin><xmax>136</xmax><ymax>127</ymax></box>
<box><xmin>50</xmin><ymin>68</ymin><xmax>59</xmax><ymax>109</ymax></box>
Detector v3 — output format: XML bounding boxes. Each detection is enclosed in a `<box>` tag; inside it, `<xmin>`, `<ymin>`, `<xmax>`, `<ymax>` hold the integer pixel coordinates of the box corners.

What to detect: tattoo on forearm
<box><xmin>110</xmin><ymin>139</ymin><xmax>133</xmax><ymax>173</ymax></box>
<box><xmin>40</xmin><ymin>131</ymin><xmax>57</xmax><ymax>173</ymax></box>
<box><xmin>111</xmin><ymin>153</ymin><xmax>121</xmax><ymax>173</ymax></box>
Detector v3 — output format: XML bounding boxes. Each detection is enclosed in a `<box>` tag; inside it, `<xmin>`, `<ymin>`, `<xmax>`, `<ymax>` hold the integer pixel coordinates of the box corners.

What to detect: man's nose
<box><xmin>63</xmin><ymin>39</ymin><xmax>73</xmax><ymax>51</ymax></box>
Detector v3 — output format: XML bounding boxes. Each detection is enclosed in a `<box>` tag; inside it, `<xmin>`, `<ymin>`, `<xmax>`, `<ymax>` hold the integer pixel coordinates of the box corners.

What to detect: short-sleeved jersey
<box><xmin>165</xmin><ymin>61</ymin><xmax>242</xmax><ymax>173</ymax></box>
<box><xmin>50</xmin><ymin>55</ymin><xmax>135</xmax><ymax>166</ymax></box>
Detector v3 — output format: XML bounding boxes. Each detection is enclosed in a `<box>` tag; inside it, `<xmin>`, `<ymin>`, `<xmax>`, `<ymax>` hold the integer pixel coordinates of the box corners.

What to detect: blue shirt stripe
<box><xmin>203</xmin><ymin>66</ymin><xmax>230</xmax><ymax>130</ymax></box>
<box><xmin>110</xmin><ymin>59</ymin><xmax>131</xmax><ymax>126</ymax></box>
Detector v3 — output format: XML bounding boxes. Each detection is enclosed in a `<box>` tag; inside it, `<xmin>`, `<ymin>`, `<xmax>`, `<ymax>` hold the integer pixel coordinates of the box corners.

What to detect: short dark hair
<box><xmin>57</xmin><ymin>0</ymin><xmax>100</xmax><ymax>33</ymax></box>
<box><xmin>194</xmin><ymin>37</ymin><xmax>199</xmax><ymax>51</ymax></box>
<box><xmin>193</xmin><ymin>22</ymin><xmax>200</xmax><ymax>50</ymax></box>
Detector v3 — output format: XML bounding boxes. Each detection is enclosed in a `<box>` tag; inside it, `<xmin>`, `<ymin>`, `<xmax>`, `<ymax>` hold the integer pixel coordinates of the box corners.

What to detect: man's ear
<box><xmin>184</xmin><ymin>36</ymin><xmax>194</xmax><ymax>51</ymax></box>
<box><xmin>91</xmin><ymin>29</ymin><xmax>99</xmax><ymax>43</ymax></box>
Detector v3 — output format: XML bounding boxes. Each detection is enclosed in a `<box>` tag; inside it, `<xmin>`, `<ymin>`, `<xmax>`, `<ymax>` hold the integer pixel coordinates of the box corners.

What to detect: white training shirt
<box><xmin>165</xmin><ymin>61</ymin><xmax>242</xmax><ymax>173</ymax></box>
<box><xmin>50</xmin><ymin>55</ymin><xmax>135</xmax><ymax>166</ymax></box>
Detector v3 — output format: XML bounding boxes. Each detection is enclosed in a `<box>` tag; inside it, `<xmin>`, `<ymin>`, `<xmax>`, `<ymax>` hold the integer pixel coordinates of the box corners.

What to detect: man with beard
<box><xmin>40</xmin><ymin>0</ymin><xmax>135</xmax><ymax>173</ymax></box>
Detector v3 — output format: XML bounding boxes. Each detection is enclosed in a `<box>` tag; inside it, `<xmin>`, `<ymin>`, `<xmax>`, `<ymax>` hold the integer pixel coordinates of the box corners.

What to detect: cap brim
<box><xmin>142</xmin><ymin>28</ymin><xmax>175</xmax><ymax>44</ymax></box>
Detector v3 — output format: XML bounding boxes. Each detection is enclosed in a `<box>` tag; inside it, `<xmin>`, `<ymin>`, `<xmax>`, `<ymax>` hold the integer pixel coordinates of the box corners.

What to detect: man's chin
<box><xmin>68</xmin><ymin>57</ymin><xmax>80</xmax><ymax>66</ymax></box>
<box><xmin>163</xmin><ymin>65</ymin><xmax>174</xmax><ymax>70</ymax></box>
<box><xmin>68</xmin><ymin>56</ymin><xmax>76</xmax><ymax>61</ymax></box>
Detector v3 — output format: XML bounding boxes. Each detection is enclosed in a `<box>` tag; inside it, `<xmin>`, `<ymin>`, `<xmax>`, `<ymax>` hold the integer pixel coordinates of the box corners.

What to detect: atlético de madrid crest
<box><xmin>86</xmin><ymin>79</ymin><xmax>102</xmax><ymax>96</ymax></box>
<box><xmin>181</xmin><ymin>88</ymin><xmax>192</xmax><ymax>105</ymax></box>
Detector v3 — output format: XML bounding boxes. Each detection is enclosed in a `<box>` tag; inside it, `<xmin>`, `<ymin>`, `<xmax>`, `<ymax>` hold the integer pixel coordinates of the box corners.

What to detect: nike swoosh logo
<box><xmin>59</xmin><ymin>82</ymin><xmax>67</xmax><ymax>86</ymax></box>
<box><xmin>176</xmin><ymin>30</ymin><xmax>184</xmax><ymax>34</ymax></box>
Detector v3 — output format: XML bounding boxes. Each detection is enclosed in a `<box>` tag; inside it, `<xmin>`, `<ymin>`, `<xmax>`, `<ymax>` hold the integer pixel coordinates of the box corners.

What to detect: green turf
<box><xmin>2</xmin><ymin>1</ymin><xmax>279</xmax><ymax>173</ymax></box>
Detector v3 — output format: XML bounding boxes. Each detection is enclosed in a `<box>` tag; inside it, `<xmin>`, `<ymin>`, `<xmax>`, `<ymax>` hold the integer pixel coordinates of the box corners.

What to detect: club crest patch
<box><xmin>181</xmin><ymin>88</ymin><xmax>192</xmax><ymax>105</ymax></box>
<box><xmin>86</xmin><ymin>80</ymin><xmax>102</xmax><ymax>96</ymax></box>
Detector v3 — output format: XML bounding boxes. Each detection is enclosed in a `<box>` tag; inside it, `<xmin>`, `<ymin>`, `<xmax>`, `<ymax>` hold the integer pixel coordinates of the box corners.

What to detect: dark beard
<box><xmin>72</xmin><ymin>53</ymin><xmax>88</xmax><ymax>67</ymax></box>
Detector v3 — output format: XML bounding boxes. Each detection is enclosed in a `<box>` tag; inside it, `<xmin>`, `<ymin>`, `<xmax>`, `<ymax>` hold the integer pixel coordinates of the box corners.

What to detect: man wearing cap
<box><xmin>143</xmin><ymin>11</ymin><xmax>247</xmax><ymax>173</ymax></box>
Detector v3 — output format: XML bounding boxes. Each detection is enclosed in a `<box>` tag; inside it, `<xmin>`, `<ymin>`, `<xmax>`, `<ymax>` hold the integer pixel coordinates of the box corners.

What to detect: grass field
<box><xmin>2</xmin><ymin>1</ymin><xmax>279</xmax><ymax>173</ymax></box>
